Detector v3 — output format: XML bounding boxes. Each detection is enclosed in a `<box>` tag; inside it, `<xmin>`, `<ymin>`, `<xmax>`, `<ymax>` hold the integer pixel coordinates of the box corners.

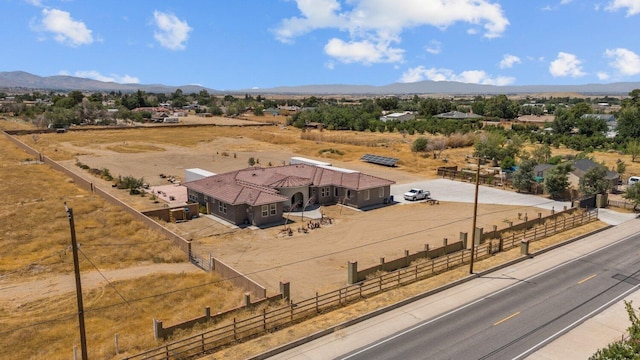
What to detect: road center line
<box><xmin>337</xmin><ymin>233</ymin><xmax>636</xmax><ymax>360</ymax></box>
<box><xmin>578</xmin><ymin>274</ymin><xmax>597</xmax><ymax>284</ymax></box>
<box><xmin>494</xmin><ymin>311</ymin><xmax>520</xmax><ymax>326</ymax></box>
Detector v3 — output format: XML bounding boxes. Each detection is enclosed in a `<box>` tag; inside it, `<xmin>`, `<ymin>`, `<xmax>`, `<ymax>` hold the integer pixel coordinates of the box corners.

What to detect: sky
<box><xmin>2</xmin><ymin>0</ymin><xmax>640</xmax><ymax>90</ymax></box>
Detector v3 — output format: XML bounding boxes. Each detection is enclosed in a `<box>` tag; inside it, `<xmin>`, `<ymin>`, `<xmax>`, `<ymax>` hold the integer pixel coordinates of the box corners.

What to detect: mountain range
<box><xmin>1</xmin><ymin>71</ymin><xmax>639</xmax><ymax>96</ymax></box>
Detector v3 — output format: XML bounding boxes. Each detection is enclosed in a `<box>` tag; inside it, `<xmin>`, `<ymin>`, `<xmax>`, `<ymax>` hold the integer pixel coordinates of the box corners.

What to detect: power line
<box><xmin>78</xmin><ymin>247</ymin><xmax>129</xmax><ymax>304</ymax></box>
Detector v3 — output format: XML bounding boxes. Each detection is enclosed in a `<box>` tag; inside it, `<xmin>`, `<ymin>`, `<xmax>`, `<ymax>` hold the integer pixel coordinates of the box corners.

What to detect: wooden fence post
<box><xmin>263</xmin><ymin>308</ymin><xmax>267</xmax><ymax>331</ymax></box>
<box><xmin>233</xmin><ymin>318</ymin><xmax>237</xmax><ymax>340</ymax></box>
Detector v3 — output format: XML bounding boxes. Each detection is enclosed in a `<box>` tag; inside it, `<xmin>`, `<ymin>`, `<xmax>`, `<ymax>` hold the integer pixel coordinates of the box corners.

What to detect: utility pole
<box><xmin>469</xmin><ymin>157</ymin><xmax>482</xmax><ymax>274</ymax></box>
<box><xmin>65</xmin><ymin>203</ymin><xmax>88</xmax><ymax>360</ymax></box>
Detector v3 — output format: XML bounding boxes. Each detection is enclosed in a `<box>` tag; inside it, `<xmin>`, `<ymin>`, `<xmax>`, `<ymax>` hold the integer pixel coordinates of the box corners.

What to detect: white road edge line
<box><xmin>511</xmin><ymin>281</ymin><xmax>640</xmax><ymax>360</ymax></box>
<box><xmin>337</xmin><ymin>232</ymin><xmax>636</xmax><ymax>360</ymax></box>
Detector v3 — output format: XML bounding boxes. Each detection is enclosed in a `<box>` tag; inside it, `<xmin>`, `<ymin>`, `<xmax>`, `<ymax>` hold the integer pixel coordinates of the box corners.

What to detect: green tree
<box><xmin>617</xmin><ymin>106</ymin><xmax>640</xmax><ymax>139</ymax></box>
<box><xmin>568</xmin><ymin>102</ymin><xmax>592</xmax><ymax>119</ymax></box>
<box><xmin>579</xmin><ymin>165</ymin><xmax>611</xmax><ymax>196</ymax></box>
<box><xmin>248</xmin><ymin>157</ymin><xmax>256</xmax><ymax>166</ymax></box>
<box><xmin>544</xmin><ymin>162</ymin><xmax>573</xmax><ymax>199</ymax></box>
<box><xmin>627</xmin><ymin>140</ymin><xmax>640</xmax><ymax>162</ymax></box>
<box><xmin>531</xmin><ymin>144</ymin><xmax>552</xmax><ymax>164</ymax></box>
<box><xmin>512</xmin><ymin>159</ymin><xmax>537</xmax><ymax>193</ymax></box>
<box><xmin>576</xmin><ymin>115</ymin><xmax>608</xmax><ymax>137</ymax></box>
<box><xmin>474</xmin><ymin>132</ymin><xmax>505</xmax><ymax>161</ymax></box>
<box><xmin>551</xmin><ymin>107</ymin><xmax>576</xmax><ymax>134</ymax></box>
<box><xmin>411</xmin><ymin>137</ymin><xmax>429</xmax><ymax>152</ymax></box>
<box><xmin>623</xmin><ymin>183</ymin><xmax>640</xmax><ymax>211</ymax></box>
<box><xmin>500</xmin><ymin>156</ymin><xmax>515</xmax><ymax>170</ymax></box>
<box><xmin>590</xmin><ymin>301</ymin><xmax>640</xmax><ymax>359</ymax></box>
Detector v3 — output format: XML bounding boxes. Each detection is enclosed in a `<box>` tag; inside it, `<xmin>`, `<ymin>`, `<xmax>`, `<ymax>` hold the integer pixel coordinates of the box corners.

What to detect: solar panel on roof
<box><xmin>360</xmin><ymin>154</ymin><xmax>399</xmax><ymax>167</ymax></box>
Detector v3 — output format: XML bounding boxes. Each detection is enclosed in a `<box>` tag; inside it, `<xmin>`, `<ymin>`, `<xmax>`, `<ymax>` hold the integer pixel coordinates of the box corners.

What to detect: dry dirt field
<box><xmin>14</xmin><ymin>114</ymin><xmax>634</xmax><ymax>299</ymax></box>
<box><xmin>1</xmin><ymin>114</ymin><xmax>636</xmax><ymax>359</ymax></box>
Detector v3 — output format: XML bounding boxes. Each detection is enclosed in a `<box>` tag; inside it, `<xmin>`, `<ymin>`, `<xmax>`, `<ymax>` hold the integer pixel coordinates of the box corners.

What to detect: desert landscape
<box><xmin>0</xmin><ymin>114</ymin><xmax>634</xmax><ymax>359</ymax></box>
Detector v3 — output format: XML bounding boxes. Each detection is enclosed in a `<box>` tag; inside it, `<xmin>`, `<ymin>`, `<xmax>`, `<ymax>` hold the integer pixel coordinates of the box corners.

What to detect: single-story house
<box><xmin>380</xmin><ymin>111</ymin><xmax>415</xmax><ymax>122</ymax></box>
<box><xmin>533</xmin><ymin>164</ymin><xmax>555</xmax><ymax>182</ymax></box>
<box><xmin>435</xmin><ymin>111</ymin><xmax>483</xmax><ymax>119</ymax></box>
<box><xmin>568</xmin><ymin>158</ymin><xmax>620</xmax><ymax>189</ymax></box>
<box><xmin>184</xmin><ymin>164</ymin><xmax>395</xmax><ymax>226</ymax></box>
<box><xmin>535</xmin><ymin>159</ymin><xmax>619</xmax><ymax>190</ymax></box>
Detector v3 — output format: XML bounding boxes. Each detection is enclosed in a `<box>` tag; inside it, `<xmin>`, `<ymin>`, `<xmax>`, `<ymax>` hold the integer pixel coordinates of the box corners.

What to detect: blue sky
<box><xmin>2</xmin><ymin>0</ymin><xmax>640</xmax><ymax>90</ymax></box>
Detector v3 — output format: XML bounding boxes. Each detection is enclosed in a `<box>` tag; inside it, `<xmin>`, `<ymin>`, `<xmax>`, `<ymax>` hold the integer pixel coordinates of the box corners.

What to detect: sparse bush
<box><xmin>318</xmin><ymin>148</ymin><xmax>345</xmax><ymax>156</ymax></box>
<box><xmin>411</xmin><ymin>137</ymin><xmax>428</xmax><ymax>152</ymax></box>
<box><xmin>75</xmin><ymin>161</ymin><xmax>90</xmax><ymax>170</ymax></box>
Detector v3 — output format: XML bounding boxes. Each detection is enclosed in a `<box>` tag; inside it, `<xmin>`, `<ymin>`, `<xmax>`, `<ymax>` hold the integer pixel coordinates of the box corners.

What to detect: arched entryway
<box><xmin>291</xmin><ymin>192</ymin><xmax>304</xmax><ymax>210</ymax></box>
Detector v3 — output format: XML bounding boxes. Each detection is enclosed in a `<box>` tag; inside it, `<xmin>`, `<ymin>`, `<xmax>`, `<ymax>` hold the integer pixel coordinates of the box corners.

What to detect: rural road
<box><xmin>263</xmin><ymin>218</ymin><xmax>640</xmax><ymax>360</ymax></box>
<box><xmin>0</xmin><ymin>262</ymin><xmax>200</xmax><ymax>305</ymax></box>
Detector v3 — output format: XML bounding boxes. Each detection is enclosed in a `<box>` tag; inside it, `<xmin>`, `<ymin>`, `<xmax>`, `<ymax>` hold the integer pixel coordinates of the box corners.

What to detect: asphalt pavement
<box><xmin>391</xmin><ymin>179</ymin><xmax>636</xmax><ymax>225</ymax></box>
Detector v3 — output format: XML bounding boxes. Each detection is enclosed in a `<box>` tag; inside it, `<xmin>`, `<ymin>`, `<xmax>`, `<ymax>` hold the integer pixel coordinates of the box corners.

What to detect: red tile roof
<box><xmin>185</xmin><ymin>164</ymin><xmax>394</xmax><ymax>206</ymax></box>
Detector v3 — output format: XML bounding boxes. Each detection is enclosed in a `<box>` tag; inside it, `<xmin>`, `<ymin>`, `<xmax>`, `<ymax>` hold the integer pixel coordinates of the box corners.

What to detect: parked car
<box><xmin>403</xmin><ymin>188</ymin><xmax>430</xmax><ymax>201</ymax></box>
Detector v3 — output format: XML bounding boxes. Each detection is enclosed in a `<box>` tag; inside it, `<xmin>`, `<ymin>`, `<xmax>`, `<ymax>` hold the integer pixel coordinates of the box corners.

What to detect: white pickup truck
<box><xmin>403</xmin><ymin>188</ymin><xmax>430</xmax><ymax>201</ymax></box>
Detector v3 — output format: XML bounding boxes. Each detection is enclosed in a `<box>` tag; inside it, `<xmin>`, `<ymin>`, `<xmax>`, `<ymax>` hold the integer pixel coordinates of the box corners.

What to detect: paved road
<box><xmin>338</xmin><ymin>231</ymin><xmax>640</xmax><ymax>360</ymax></box>
<box><xmin>264</xmin><ymin>220</ymin><xmax>640</xmax><ymax>360</ymax></box>
<box><xmin>392</xmin><ymin>179</ymin><xmax>636</xmax><ymax>225</ymax></box>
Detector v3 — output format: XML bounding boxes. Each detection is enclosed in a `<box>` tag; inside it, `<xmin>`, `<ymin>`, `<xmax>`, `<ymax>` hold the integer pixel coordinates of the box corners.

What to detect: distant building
<box><xmin>581</xmin><ymin>114</ymin><xmax>617</xmax><ymax>138</ymax></box>
<box><xmin>435</xmin><ymin>111</ymin><xmax>483</xmax><ymax>119</ymax></box>
<box><xmin>380</xmin><ymin>111</ymin><xmax>415</xmax><ymax>122</ymax></box>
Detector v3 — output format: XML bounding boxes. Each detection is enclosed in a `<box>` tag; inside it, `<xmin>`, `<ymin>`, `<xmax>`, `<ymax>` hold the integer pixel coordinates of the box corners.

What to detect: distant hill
<box><xmin>1</xmin><ymin>70</ymin><xmax>639</xmax><ymax>96</ymax></box>
<box><xmin>0</xmin><ymin>71</ymin><xmax>214</xmax><ymax>94</ymax></box>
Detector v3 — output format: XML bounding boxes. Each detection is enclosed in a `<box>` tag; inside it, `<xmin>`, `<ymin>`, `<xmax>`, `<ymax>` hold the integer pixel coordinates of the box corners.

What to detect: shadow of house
<box><xmin>184</xmin><ymin>164</ymin><xmax>395</xmax><ymax>227</ymax></box>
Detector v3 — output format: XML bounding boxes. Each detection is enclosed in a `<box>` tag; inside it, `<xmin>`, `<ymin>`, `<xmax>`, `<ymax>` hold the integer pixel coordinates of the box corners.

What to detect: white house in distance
<box><xmin>380</xmin><ymin>111</ymin><xmax>415</xmax><ymax>122</ymax></box>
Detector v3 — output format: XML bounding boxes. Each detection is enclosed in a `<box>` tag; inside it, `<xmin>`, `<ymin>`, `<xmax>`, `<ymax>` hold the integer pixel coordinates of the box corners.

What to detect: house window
<box><xmin>262</xmin><ymin>205</ymin><xmax>269</xmax><ymax>217</ymax></box>
<box><xmin>379</xmin><ymin>187</ymin><xmax>384</xmax><ymax>198</ymax></box>
<box><xmin>334</xmin><ymin>187</ymin><xmax>339</xmax><ymax>197</ymax></box>
<box><xmin>270</xmin><ymin>203</ymin><xmax>277</xmax><ymax>216</ymax></box>
<box><xmin>364</xmin><ymin>190</ymin><xmax>370</xmax><ymax>201</ymax></box>
<box><xmin>321</xmin><ymin>187</ymin><xmax>329</xmax><ymax>197</ymax></box>
<box><xmin>218</xmin><ymin>202</ymin><xmax>227</xmax><ymax>214</ymax></box>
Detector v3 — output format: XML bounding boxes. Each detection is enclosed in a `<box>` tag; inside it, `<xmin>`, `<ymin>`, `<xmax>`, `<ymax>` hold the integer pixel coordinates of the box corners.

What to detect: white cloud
<box><xmin>324</xmin><ymin>38</ymin><xmax>404</xmax><ymax>64</ymax></box>
<box><xmin>153</xmin><ymin>11</ymin><xmax>192</xmax><ymax>50</ymax></box>
<box><xmin>597</xmin><ymin>72</ymin><xmax>610</xmax><ymax>80</ymax></box>
<box><xmin>399</xmin><ymin>66</ymin><xmax>515</xmax><ymax>85</ymax></box>
<box><xmin>605</xmin><ymin>48</ymin><xmax>640</xmax><ymax>75</ymax></box>
<box><xmin>425</xmin><ymin>40</ymin><xmax>441</xmax><ymax>54</ymax></box>
<box><xmin>275</xmin><ymin>0</ymin><xmax>509</xmax><ymax>64</ymax></box>
<box><xmin>549</xmin><ymin>52</ymin><xmax>586</xmax><ymax>77</ymax></box>
<box><xmin>73</xmin><ymin>70</ymin><xmax>140</xmax><ymax>84</ymax></box>
<box><xmin>25</xmin><ymin>0</ymin><xmax>44</xmax><ymax>7</ymax></box>
<box><xmin>36</xmin><ymin>8</ymin><xmax>93</xmax><ymax>47</ymax></box>
<box><xmin>605</xmin><ymin>0</ymin><xmax>640</xmax><ymax>16</ymax></box>
<box><xmin>499</xmin><ymin>54</ymin><xmax>521</xmax><ymax>69</ymax></box>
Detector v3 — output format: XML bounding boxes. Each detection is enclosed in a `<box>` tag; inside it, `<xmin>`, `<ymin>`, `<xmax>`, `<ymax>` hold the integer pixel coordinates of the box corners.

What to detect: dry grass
<box><xmin>1</xmin><ymin>119</ymin><xmax>244</xmax><ymax>359</ymax></box>
<box><xmin>204</xmin><ymin>220</ymin><xmax>609</xmax><ymax>360</ymax></box>
<box><xmin>106</xmin><ymin>143</ymin><xmax>166</xmax><ymax>153</ymax></box>
<box><xmin>0</xmin><ymin>272</ymin><xmax>242</xmax><ymax>359</ymax></box>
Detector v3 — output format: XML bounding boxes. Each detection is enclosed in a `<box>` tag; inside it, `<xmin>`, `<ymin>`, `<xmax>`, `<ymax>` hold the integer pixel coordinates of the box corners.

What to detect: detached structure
<box><xmin>184</xmin><ymin>164</ymin><xmax>395</xmax><ymax>226</ymax></box>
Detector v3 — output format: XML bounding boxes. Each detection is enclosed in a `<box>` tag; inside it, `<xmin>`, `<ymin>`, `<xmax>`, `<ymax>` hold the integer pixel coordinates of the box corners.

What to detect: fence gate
<box><xmin>190</xmin><ymin>252</ymin><xmax>211</xmax><ymax>271</ymax></box>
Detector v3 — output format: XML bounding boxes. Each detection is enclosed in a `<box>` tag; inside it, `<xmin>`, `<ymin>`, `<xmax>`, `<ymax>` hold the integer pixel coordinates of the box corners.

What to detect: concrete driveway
<box><xmin>391</xmin><ymin>178</ymin><xmax>635</xmax><ymax>225</ymax></box>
